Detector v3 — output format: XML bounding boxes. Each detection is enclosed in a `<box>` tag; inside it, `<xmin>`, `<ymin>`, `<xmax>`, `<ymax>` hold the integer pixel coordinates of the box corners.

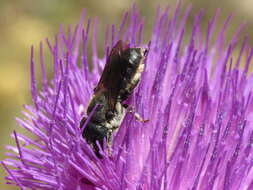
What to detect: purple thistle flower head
<box><xmin>2</xmin><ymin>3</ymin><xmax>253</xmax><ymax>190</ymax></box>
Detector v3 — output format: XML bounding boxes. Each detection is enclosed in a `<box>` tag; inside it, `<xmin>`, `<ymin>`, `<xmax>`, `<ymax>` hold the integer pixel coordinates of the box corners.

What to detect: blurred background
<box><xmin>1</xmin><ymin>0</ymin><xmax>253</xmax><ymax>189</ymax></box>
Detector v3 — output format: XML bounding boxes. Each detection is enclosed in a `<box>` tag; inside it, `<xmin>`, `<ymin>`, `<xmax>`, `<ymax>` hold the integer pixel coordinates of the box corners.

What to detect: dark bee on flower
<box><xmin>80</xmin><ymin>40</ymin><xmax>148</xmax><ymax>157</ymax></box>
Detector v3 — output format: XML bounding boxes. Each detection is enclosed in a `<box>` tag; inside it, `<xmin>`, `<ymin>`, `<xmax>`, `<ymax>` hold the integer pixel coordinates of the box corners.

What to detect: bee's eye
<box><xmin>129</xmin><ymin>49</ymin><xmax>140</xmax><ymax>65</ymax></box>
<box><xmin>130</xmin><ymin>51</ymin><xmax>138</xmax><ymax>60</ymax></box>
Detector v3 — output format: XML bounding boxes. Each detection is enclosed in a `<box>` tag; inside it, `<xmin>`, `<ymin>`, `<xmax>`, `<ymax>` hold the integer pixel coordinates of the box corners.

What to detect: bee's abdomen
<box><xmin>83</xmin><ymin>122</ymin><xmax>108</xmax><ymax>143</ymax></box>
<box><xmin>82</xmin><ymin>121</ymin><xmax>108</xmax><ymax>158</ymax></box>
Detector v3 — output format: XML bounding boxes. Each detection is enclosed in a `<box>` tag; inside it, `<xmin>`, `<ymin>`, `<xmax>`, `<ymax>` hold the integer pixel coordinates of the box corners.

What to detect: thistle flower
<box><xmin>2</xmin><ymin>3</ymin><xmax>253</xmax><ymax>190</ymax></box>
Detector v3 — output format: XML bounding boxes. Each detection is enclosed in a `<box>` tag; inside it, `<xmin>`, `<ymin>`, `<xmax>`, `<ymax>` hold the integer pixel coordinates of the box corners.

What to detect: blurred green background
<box><xmin>1</xmin><ymin>0</ymin><xmax>253</xmax><ymax>189</ymax></box>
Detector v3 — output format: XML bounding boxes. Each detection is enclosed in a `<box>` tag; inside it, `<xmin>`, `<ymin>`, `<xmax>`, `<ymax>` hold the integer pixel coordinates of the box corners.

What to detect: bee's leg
<box><xmin>131</xmin><ymin>111</ymin><xmax>149</xmax><ymax>123</ymax></box>
<box><xmin>106</xmin><ymin>129</ymin><xmax>113</xmax><ymax>157</ymax></box>
<box><xmin>123</xmin><ymin>104</ymin><xmax>149</xmax><ymax>122</ymax></box>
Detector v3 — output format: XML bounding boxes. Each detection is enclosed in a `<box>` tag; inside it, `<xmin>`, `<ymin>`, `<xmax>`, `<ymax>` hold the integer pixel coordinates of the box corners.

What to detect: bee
<box><xmin>80</xmin><ymin>40</ymin><xmax>148</xmax><ymax>157</ymax></box>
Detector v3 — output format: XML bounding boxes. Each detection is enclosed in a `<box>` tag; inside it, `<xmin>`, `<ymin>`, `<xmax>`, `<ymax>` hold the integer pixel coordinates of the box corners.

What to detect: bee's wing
<box><xmin>94</xmin><ymin>40</ymin><xmax>129</xmax><ymax>111</ymax></box>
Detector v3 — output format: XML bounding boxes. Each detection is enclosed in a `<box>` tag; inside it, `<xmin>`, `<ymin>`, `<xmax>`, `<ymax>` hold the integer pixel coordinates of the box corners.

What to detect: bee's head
<box><xmin>123</xmin><ymin>47</ymin><xmax>148</xmax><ymax>68</ymax></box>
<box><xmin>119</xmin><ymin>46</ymin><xmax>148</xmax><ymax>99</ymax></box>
